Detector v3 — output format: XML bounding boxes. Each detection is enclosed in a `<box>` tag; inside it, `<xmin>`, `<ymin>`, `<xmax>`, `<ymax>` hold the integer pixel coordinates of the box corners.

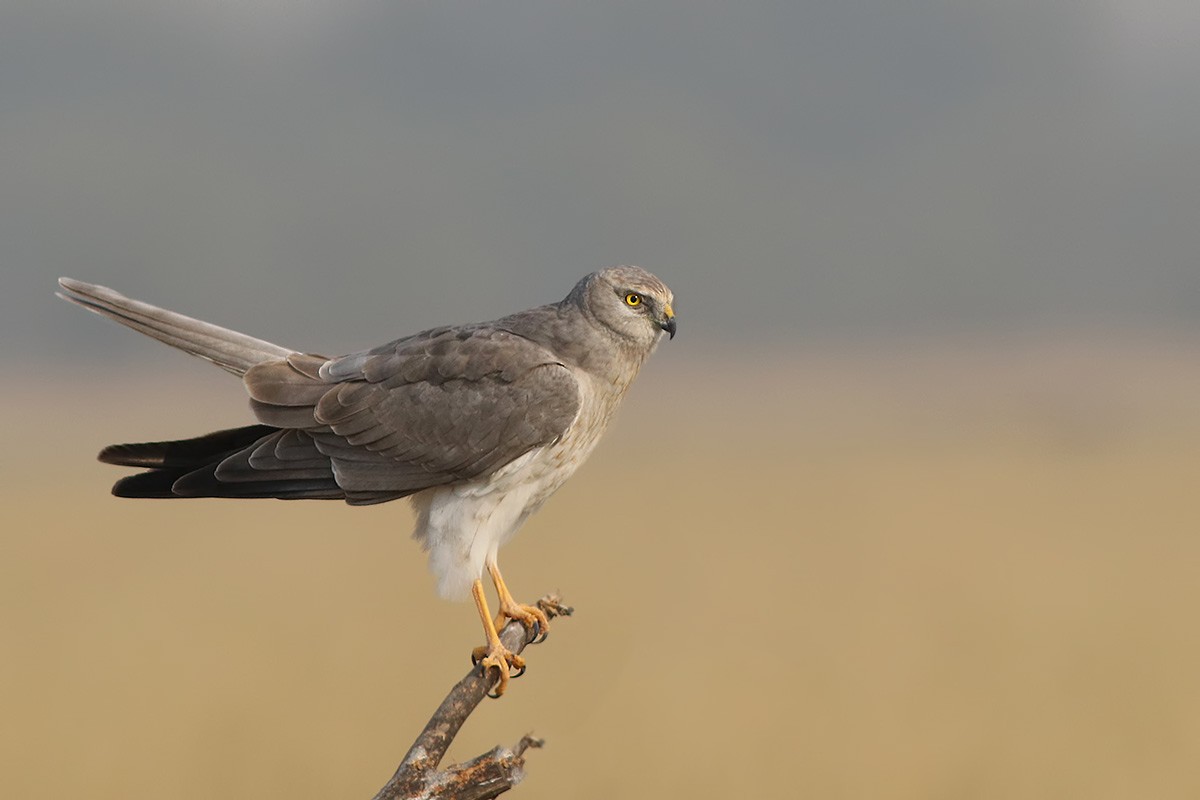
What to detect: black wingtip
<box><xmin>99</xmin><ymin>443</ymin><xmax>158</xmax><ymax>468</ymax></box>
<box><xmin>98</xmin><ymin>425</ymin><xmax>279</xmax><ymax>468</ymax></box>
<box><xmin>111</xmin><ymin>471</ymin><xmax>185</xmax><ymax>498</ymax></box>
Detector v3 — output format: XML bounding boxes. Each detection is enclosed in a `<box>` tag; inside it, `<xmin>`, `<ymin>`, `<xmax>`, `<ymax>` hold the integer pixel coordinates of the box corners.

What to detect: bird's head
<box><xmin>573</xmin><ymin>266</ymin><xmax>675</xmax><ymax>348</ymax></box>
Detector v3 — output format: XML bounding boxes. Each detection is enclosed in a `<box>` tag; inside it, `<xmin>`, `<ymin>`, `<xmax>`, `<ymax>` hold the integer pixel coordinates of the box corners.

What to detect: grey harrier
<box><xmin>58</xmin><ymin>267</ymin><xmax>675</xmax><ymax>694</ymax></box>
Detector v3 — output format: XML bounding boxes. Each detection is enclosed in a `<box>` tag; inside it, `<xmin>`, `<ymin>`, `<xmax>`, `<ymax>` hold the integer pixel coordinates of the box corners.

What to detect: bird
<box><xmin>57</xmin><ymin>266</ymin><xmax>675</xmax><ymax>695</ymax></box>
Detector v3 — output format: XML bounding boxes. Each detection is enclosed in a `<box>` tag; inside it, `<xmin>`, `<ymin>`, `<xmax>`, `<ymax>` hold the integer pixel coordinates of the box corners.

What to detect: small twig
<box><xmin>372</xmin><ymin>595</ymin><xmax>573</xmax><ymax>800</ymax></box>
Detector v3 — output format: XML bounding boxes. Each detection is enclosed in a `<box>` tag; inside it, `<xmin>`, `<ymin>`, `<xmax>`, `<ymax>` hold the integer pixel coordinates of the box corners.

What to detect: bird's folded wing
<box><xmin>242</xmin><ymin>327</ymin><xmax>582</xmax><ymax>499</ymax></box>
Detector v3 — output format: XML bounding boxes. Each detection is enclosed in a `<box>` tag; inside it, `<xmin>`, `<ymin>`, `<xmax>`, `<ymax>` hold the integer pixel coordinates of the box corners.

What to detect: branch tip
<box><xmin>513</xmin><ymin>734</ymin><xmax>544</xmax><ymax>758</ymax></box>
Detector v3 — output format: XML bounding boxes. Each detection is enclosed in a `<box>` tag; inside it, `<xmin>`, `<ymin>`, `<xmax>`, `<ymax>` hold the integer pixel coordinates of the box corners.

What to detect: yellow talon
<box><xmin>470</xmin><ymin>564</ymin><xmax>552</xmax><ymax>696</ymax></box>
<box><xmin>488</xmin><ymin>562</ymin><xmax>551</xmax><ymax>639</ymax></box>
<box><xmin>470</xmin><ymin>579</ymin><xmax>527</xmax><ymax>697</ymax></box>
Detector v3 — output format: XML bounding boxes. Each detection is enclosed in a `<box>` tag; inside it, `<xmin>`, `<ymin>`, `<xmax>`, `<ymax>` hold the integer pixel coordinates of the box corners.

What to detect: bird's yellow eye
<box><xmin>625</xmin><ymin>292</ymin><xmax>643</xmax><ymax>307</ymax></box>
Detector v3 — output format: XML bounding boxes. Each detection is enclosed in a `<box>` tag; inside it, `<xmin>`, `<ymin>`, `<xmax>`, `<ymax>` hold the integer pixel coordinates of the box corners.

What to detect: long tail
<box><xmin>57</xmin><ymin>277</ymin><xmax>295</xmax><ymax>376</ymax></box>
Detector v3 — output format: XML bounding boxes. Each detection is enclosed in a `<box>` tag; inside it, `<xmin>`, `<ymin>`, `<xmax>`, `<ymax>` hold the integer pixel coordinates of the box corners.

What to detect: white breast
<box><xmin>409</xmin><ymin>372</ymin><xmax>621</xmax><ymax>600</ymax></box>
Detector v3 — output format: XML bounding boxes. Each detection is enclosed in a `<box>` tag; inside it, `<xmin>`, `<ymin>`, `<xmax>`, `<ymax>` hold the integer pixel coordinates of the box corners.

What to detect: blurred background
<box><xmin>3</xmin><ymin>2</ymin><xmax>1199</xmax><ymax>798</ymax></box>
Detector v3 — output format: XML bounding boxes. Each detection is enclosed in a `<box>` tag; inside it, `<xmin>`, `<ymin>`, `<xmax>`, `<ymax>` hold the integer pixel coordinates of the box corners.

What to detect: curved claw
<box><xmin>478</xmin><ymin>658</ymin><xmax>511</xmax><ymax>697</ymax></box>
<box><xmin>473</xmin><ymin>644</ymin><xmax>524</xmax><ymax>697</ymax></box>
<box><xmin>499</xmin><ymin>603</ymin><xmax>551</xmax><ymax>645</ymax></box>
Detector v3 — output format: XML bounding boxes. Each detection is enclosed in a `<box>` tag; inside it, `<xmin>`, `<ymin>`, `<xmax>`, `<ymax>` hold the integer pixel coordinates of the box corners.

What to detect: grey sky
<box><xmin>3</xmin><ymin>1</ymin><xmax>1198</xmax><ymax>365</ymax></box>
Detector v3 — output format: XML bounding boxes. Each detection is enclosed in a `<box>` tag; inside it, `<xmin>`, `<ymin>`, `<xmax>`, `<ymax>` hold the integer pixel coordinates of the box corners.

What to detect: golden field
<box><xmin>3</xmin><ymin>337</ymin><xmax>1199</xmax><ymax>798</ymax></box>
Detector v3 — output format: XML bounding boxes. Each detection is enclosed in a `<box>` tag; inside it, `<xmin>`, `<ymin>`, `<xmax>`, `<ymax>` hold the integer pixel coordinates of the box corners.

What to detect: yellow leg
<box><xmin>487</xmin><ymin>561</ymin><xmax>551</xmax><ymax>638</ymax></box>
<box><xmin>470</xmin><ymin>578</ymin><xmax>524</xmax><ymax>697</ymax></box>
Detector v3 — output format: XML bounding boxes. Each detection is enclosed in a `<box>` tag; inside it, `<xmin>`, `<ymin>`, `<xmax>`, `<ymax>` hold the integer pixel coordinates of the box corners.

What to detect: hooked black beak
<box><xmin>660</xmin><ymin>304</ymin><xmax>676</xmax><ymax>339</ymax></box>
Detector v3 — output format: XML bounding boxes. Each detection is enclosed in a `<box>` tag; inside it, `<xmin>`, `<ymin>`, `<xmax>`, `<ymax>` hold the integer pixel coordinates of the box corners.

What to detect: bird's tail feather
<box><xmin>57</xmin><ymin>277</ymin><xmax>295</xmax><ymax>376</ymax></box>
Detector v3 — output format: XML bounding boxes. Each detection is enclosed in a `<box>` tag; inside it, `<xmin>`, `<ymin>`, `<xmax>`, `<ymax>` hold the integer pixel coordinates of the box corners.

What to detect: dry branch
<box><xmin>372</xmin><ymin>595</ymin><xmax>573</xmax><ymax>800</ymax></box>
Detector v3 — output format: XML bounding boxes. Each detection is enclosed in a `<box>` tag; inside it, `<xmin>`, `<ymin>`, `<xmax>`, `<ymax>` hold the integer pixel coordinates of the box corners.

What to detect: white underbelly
<box><xmin>408</xmin><ymin>374</ymin><xmax>621</xmax><ymax>600</ymax></box>
<box><xmin>409</xmin><ymin>444</ymin><xmax>587</xmax><ymax>600</ymax></box>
